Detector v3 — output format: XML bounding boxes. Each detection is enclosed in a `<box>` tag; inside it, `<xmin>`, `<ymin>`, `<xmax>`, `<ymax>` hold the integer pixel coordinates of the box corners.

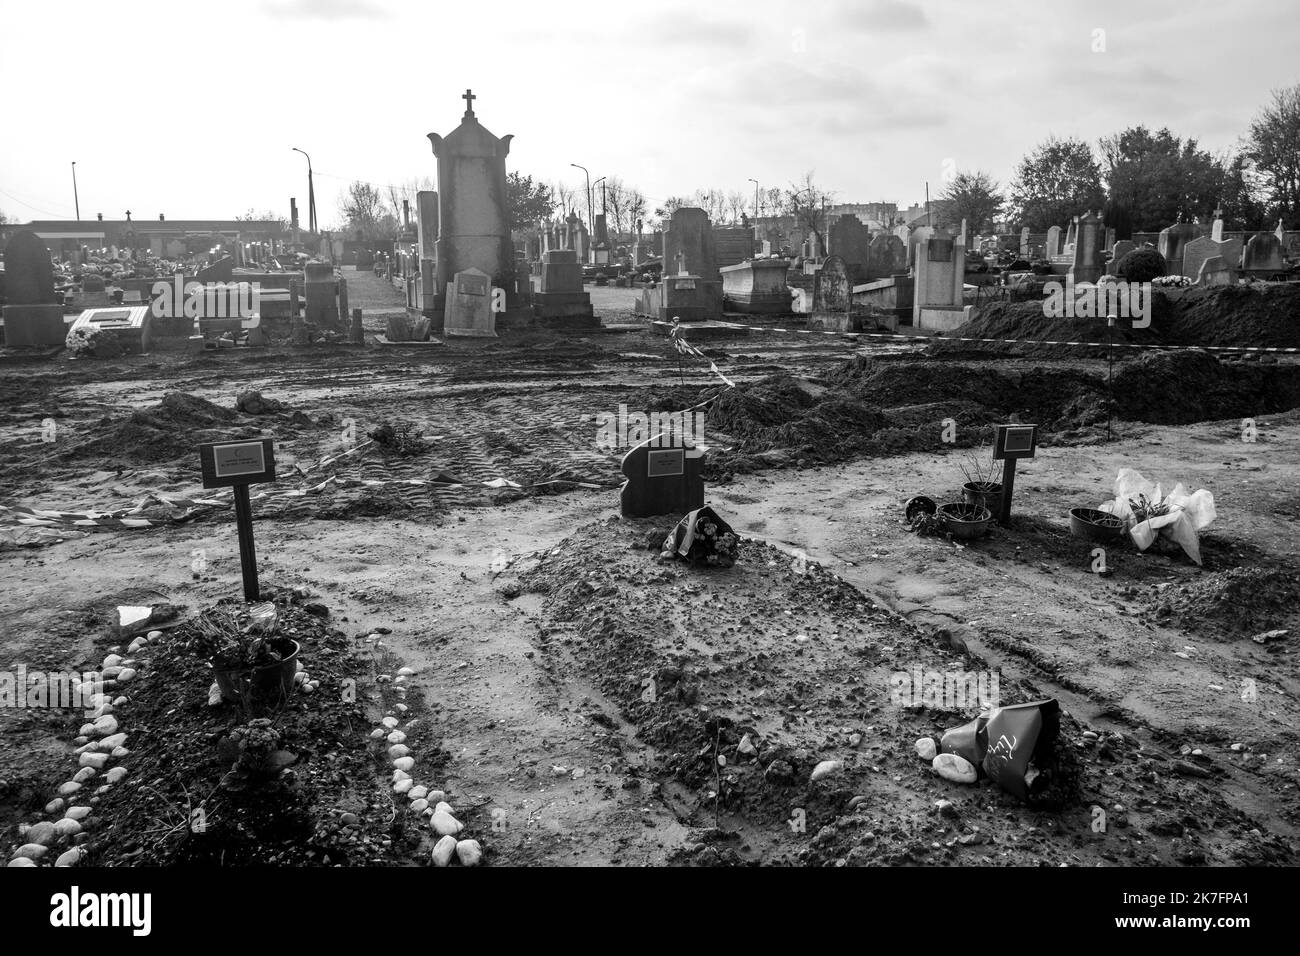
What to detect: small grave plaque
<box><xmin>992</xmin><ymin>424</ymin><xmax>1037</xmax><ymax>524</ymax></box>
<box><xmin>198</xmin><ymin>439</ymin><xmax>276</xmax><ymax>600</ymax></box>
<box><xmin>647</xmin><ymin>448</ymin><xmax>685</xmax><ymax>477</ymax></box>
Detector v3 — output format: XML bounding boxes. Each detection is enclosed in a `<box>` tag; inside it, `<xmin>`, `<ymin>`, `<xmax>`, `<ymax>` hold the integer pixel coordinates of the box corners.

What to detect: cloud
<box><xmin>261</xmin><ymin>0</ymin><xmax>391</xmax><ymax>20</ymax></box>
<box><xmin>842</xmin><ymin>0</ymin><xmax>930</xmax><ymax>32</ymax></box>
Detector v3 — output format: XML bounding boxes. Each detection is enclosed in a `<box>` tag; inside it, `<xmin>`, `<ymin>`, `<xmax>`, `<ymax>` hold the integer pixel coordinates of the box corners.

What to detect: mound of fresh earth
<box><xmin>938</xmin><ymin>283</ymin><xmax>1300</xmax><ymax>357</ymax></box>
<box><xmin>61</xmin><ymin>391</ymin><xmax>259</xmax><ymax>465</ymax></box>
<box><xmin>696</xmin><ymin>352</ymin><xmax>1300</xmax><ymax>474</ymax></box>
<box><xmin>69</xmin><ymin>596</ymin><xmax>433</xmax><ymax>867</ymax></box>
<box><xmin>1148</xmin><ymin>566</ymin><xmax>1300</xmax><ymax>639</ymax></box>
<box><xmin>506</xmin><ymin>519</ymin><xmax>1292</xmax><ymax>866</ymax></box>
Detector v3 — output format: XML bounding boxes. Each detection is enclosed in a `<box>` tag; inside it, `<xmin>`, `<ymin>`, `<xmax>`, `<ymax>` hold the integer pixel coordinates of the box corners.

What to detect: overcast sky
<box><xmin>1</xmin><ymin>0</ymin><xmax>1296</xmax><ymax>227</ymax></box>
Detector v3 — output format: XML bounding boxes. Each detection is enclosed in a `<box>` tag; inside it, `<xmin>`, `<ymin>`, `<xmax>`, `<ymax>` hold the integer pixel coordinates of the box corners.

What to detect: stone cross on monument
<box><xmin>676</xmin><ymin>250</ymin><xmax>686</xmax><ymax>275</ymax></box>
<box><xmin>462</xmin><ymin>88</ymin><xmax>476</xmax><ymax>116</ymax></box>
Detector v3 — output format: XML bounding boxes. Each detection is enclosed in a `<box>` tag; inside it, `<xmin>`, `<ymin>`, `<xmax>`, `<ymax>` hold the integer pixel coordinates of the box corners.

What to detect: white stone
<box><xmin>388</xmin><ymin>744</ymin><xmax>410</xmax><ymax>759</ymax></box>
<box><xmin>427</xmin><ymin>790</ymin><xmax>445</xmax><ymax>804</ymax></box>
<box><xmin>14</xmin><ymin>844</ymin><xmax>47</xmax><ymax>860</ymax></box>
<box><xmin>392</xmin><ymin>769</ymin><xmax>410</xmax><ymax>783</ymax></box>
<box><xmin>932</xmin><ymin>753</ymin><xmax>978</xmax><ymax>784</ymax></box>
<box><xmin>116</xmin><ymin>668</ymin><xmax>137</xmax><ymax>683</ymax></box>
<box><xmin>25</xmin><ymin>821</ymin><xmax>56</xmax><ymax>846</ymax></box>
<box><xmin>57</xmin><ymin>781</ymin><xmax>82</xmax><ymax>796</ymax></box>
<box><xmin>387</xmin><ymin>731</ymin><xmax>406</xmax><ymax>745</ymax></box>
<box><xmin>393</xmin><ymin>779</ymin><xmax>413</xmax><ymax>795</ymax></box>
<box><xmin>101</xmin><ymin>667</ymin><xmax>122</xmax><ymax>681</ymax></box>
<box><xmin>103</xmin><ymin>767</ymin><xmax>128</xmax><ymax>784</ymax></box>
<box><xmin>98</xmin><ymin>732</ymin><xmax>127</xmax><ymax>751</ymax></box>
<box><xmin>127</xmin><ymin>638</ymin><xmax>147</xmax><ymax>653</ymax></box>
<box><xmin>915</xmin><ymin>738</ymin><xmax>938</xmax><ymax>761</ymax></box>
<box><xmin>430</xmin><ymin>810</ymin><xmax>462</xmax><ymax>836</ymax></box>
<box><xmin>112</xmin><ymin>696</ymin><xmax>127</xmax><ymax>706</ymax></box>
<box><xmin>434</xmin><ymin>801</ymin><xmax>453</xmax><ymax>815</ymax></box>
<box><xmin>102</xmin><ymin>654</ymin><xmax>124</xmax><ymax>669</ymax></box>
<box><xmin>92</xmin><ymin>715</ymin><xmax>119</xmax><ymax>736</ymax></box>
<box><xmin>146</xmin><ymin>630</ymin><xmax>163</xmax><ymax>641</ymax></box>
<box><xmin>73</xmin><ymin>767</ymin><xmax>97</xmax><ymax>783</ymax></box>
<box><xmin>431</xmin><ymin>835</ymin><xmax>457</xmax><ymax>867</ymax></box>
<box><xmin>112</xmin><ymin>748</ymin><xmax>130</xmax><ymax>758</ymax></box>
<box><xmin>7</xmin><ymin>857</ymin><xmax>37</xmax><ymax>867</ymax></box>
<box><xmin>810</xmin><ymin>760</ymin><xmax>843</xmax><ymax>782</ymax></box>
<box><xmin>53</xmin><ymin>818</ymin><xmax>82</xmax><ymax>838</ymax></box>
<box><xmin>409</xmin><ymin>785</ymin><xmax>428</xmax><ymax>800</ymax></box>
<box><xmin>79</xmin><ymin>752</ymin><xmax>109</xmax><ymax>770</ymax></box>
<box><xmin>410</xmin><ymin>798</ymin><xmax>429</xmax><ymax>813</ymax></box>
<box><xmin>45</xmin><ymin>799</ymin><xmax>65</xmax><ymax>814</ymax></box>
<box><xmin>78</xmin><ymin>723</ymin><xmax>95</xmax><ymax>737</ymax></box>
<box><xmin>393</xmin><ymin>757</ymin><xmax>415</xmax><ymax>773</ymax></box>
<box><xmin>55</xmin><ymin>847</ymin><xmax>85</xmax><ymax>867</ymax></box>
<box><xmin>455</xmin><ymin>839</ymin><xmax>483</xmax><ymax>867</ymax></box>
<box><xmin>381</xmin><ymin>716</ymin><xmax>399</xmax><ymax>729</ymax></box>
<box><xmin>397</xmin><ymin>667</ymin><xmax>415</xmax><ymax>677</ymax></box>
<box><xmin>64</xmin><ymin>806</ymin><xmax>92</xmax><ymax>821</ymax></box>
<box><xmin>369</xmin><ymin>728</ymin><xmax>386</xmax><ymax>740</ymax></box>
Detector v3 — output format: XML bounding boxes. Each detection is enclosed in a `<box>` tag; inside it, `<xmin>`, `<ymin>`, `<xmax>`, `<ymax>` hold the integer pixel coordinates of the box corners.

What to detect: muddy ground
<box><xmin>1</xmin><ymin>269</ymin><xmax>1297</xmax><ymax>866</ymax></box>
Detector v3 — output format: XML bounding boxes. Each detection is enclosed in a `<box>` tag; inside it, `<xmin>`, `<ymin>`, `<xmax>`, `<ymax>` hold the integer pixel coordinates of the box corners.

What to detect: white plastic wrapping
<box><xmin>1097</xmin><ymin>468</ymin><xmax>1216</xmax><ymax>565</ymax></box>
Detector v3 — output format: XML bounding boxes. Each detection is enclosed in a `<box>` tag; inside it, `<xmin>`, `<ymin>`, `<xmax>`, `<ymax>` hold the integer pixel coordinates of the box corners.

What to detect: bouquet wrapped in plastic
<box><xmin>1098</xmin><ymin>468</ymin><xmax>1216</xmax><ymax>565</ymax></box>
<box><xmin>662</xmin><ymin>506</ymin><xmax>739</xmax><ymax>568</ymax></box>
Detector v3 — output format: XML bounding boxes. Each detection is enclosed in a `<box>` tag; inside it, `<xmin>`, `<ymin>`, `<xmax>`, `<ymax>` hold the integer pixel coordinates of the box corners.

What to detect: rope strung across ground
<box><xmin>650</xmin><ymin>319</ymin><xmax>1300</xmax><ymax>353</ymax></box>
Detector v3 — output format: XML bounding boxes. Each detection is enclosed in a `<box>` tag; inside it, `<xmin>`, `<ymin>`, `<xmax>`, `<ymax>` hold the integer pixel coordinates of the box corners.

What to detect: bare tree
<box><xmin>783</xmin><ymin>171</ymin><xmax>835</xmax><ymax>249</ymax></box>
<box><xmin>725</xmin><ymin>190</ymin><xmax>747</xmax><ymax>224</ymax></box>
<box><xmin>604</xmin><ymin>177</ymin><xmax>647</xmax><ymax>239</ymax></box>
<box><xmin>553</xmin><ymin>181</ymin><xmax>578</xmax><ymax>220</ymax></box>
<box><xmin>339</xmin><ymin>181</ymin><xmax>390</xmax><ymax>240</ymax></box>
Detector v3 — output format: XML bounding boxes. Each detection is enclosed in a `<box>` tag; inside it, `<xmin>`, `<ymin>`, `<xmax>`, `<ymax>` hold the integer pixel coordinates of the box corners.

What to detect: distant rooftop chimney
<box><xmin>159</xmin><ymin>213</ymin><xmax>165</xmax><ymax>221</ymax></box>
<box><xmin>97</xmin><ymin>213</ymin><xmax>103</xmax><ymax>221</ymax></box>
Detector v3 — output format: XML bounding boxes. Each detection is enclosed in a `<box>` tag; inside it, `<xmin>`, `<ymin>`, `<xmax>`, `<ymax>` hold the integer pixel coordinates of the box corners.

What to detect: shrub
<box><xmin>1116</xmin><ymin>248</ymin><xmax>1166</xmax><ymax>283</ymax></box>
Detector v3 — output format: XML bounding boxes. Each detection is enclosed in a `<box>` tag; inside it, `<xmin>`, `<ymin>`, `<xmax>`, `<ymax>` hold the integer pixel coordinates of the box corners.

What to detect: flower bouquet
<box><xmin>662</xmin><ymin>506</ymin><xmax>740</xmax><ymax>568</ymax></box>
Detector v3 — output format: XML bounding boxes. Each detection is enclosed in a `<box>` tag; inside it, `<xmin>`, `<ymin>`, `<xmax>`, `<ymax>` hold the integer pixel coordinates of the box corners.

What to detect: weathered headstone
<box><xmin>443</xmin><ymin>267</ymin><xmax>496</xmax><ymax>337</ymax></box>
<box><xmin>913</xmin><ymin>237</ymin><xmax>969</xmax><ymax>331</ymax></box>
<box><xmin>1158</xmin><ymin>222</ymin><xmax>1198</xmax><ymax>275</ymax></box>
<box><xmin>532</xmin><ymin>249</ymin><xmax>594</xmax><ymax>322</ymax></box>
<box><xmin>1045</xmin><ymin>225</ymin><xmax>1061</xmax><ymax>258</ymax></box>
<box><xmin>867</xmin><ymin>233</ymin><xmax>907</xmax><ymax>280</ymax></box>
<box><xmin>1197</xmin><ymin>255</ymin><xmax>1234</xmax><ymax>287</ymax></box>
<box><xmin>1019</xmin><ymin>227</ymin><xmax>1030</xmax><ymax>258</ymax></box>
<box><xmin>1106</xmin><ymin>239</ymin><xmax>1137</xmax><ymax>276</ymax></box>
<box><xmin>809</xmin><ymin>255</ymin><xmax>854</xmax><ymax>331</ymax></box>
<box><xmin>1</xmin><ymin>231</ymin><xmax>65</xmax><ymax>347</ymax></box>
<box><xmin>829</xmin><ymin>214</ymin><xmax>871</xmax><ymax>279</ymax></box>
<box><xmin>1242</xmin><ymin>232</ymin><xmax>1285</xmax><ymax>274</ymax></box>
<box><xmin>1069</xmin><ymin>210</ymin><xmax>1104</xmax><ymax>284</ymax></box>
<box><xmin>303</xmin><ymin>260</ymin><xmax>339</xmax><ymax>329</ymax></box>
<box><xmin>1182</xmin><ymin>235</ymin><xmax>1242</xmax><ymax>281</ymax></box>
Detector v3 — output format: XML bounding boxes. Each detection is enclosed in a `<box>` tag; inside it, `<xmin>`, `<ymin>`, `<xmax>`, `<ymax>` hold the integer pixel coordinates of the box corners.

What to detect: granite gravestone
<box><xmin>1</xmin><ymin>231</ymin><xmax>65</xmax><ymax>347</ymax></box>
<box><xmin>829</xmin><ymin>214</ymin><xmax>871</xmax><ymax>279</ymax></box>
<box><xmin>809</xmin><ymin>255</ymin><xmax>854</xmax><ymax>331</ymax></box>
<box><xmin>1158</xmin><ymin>222</ymin><xmax>1198</xmax><ymax>275</ymax></box>
<box><xmin>1196</xmin><ymin>255</ymin><xmax>1233</xmax><ymax>287</ymax></box>
<box><xmin>619</xmin><ymin>435</ymin><xmax>706</xmax><ymax>519</ymax></box>
<box><xmin>1182</xmin><ymin>235</ymin><xmax>1242</xmax><ymax>282</ymax></box>
<box><xmin>1045</xmin><ymin>225</ymin><xmax>1061</xmax><ymax>258</ymax></box>
<box><xmin>867</xmin><ymin>233</ymin><xmax>907</xmax><ymax>280</ymax></box>
<box><xmin>1106</xmin><ymin>239</ymin><xmax>1137</xmax><ymax>275</ymax></box>
<box><xmin>427</xmin><ymin>91</ymin><xmax>516</xmax><ymax>320</ymax></box>
<box><xmin>1242</xmin><ymin>232</ymin><xmax>1285</xmax><ymax>274</ymax></box>
<box><xmin>443</xmin><ymin>267</ymin><xmax>496</xmax><ymax>337</ymax></box>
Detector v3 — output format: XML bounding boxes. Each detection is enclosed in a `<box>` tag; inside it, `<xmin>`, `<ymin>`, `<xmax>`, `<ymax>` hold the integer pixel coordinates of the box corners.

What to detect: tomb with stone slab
<box><xmin>719</xmin><ymin>258</ymin><xmax>791</xmax><ymax>314</ymax></box>
<box><xmin>443</xmin><ymin>267</ymin><xmax>496</xmax><ymax>337</ymax></box>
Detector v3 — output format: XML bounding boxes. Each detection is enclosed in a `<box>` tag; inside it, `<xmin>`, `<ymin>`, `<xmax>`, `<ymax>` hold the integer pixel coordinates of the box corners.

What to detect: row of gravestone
<box><xmin>1</xmin><ymin>231</ymin><xmax>67</xmax><ymax>347</ymax></box>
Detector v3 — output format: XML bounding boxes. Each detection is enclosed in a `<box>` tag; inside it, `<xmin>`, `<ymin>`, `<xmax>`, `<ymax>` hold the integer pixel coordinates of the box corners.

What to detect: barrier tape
<box><xmin>650</xmin><ymin>319</ymin><xmax>1300</xmax><ymax>354</ymax></box>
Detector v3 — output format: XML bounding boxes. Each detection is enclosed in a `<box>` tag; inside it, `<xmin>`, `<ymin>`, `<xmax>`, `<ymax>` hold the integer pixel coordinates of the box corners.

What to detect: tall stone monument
<box><xmin>427</xmin><ymin>90</ymin><xmax>517</xmax><ymax>326</ymax></box>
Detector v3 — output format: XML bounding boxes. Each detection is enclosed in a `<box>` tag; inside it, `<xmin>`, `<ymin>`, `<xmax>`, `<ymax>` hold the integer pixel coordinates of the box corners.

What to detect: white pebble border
<box><xmin>363</xmin><ymin>636</ymin><xmax>483</xmax><ymax>867</ymax></box>
<box><xmin>6</xmin><ymin>630</ymin><xmax>162</xmax><ymax>868</ymax></box>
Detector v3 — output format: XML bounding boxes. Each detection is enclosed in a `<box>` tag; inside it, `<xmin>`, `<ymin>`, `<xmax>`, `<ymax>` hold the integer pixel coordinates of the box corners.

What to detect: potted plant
<box><xmin>960</xmin><ymin>448</ymin><xmax>1004</xmax><ymax>520</ymax></box>
<box><xmin>183</xmin><ymin>606</ymin><xmax>299</xmax><ymax>712</ymax></box>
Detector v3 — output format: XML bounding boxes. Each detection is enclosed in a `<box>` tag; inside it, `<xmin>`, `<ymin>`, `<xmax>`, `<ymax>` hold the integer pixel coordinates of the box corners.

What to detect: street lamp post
<box><xmin>748</xmin><ymin>178</ymin><xmax>758</xmax><ymax>223</ymax></box>
<box><xmin>71</xmin><ymin>162</ymin><xmax>80</xmax><ymax>220</ymax></box>
<box><xmin>594</xmin><ymin>176</ymin><xmax>606</xmax><ymax>221</ymax></box>
<box><xmin>292</xmin><ymin>147</ymin><xmax>317</xmax><ymax>235</ymax></box>
<box><xmin>570</xmin><ymin>163</ymin><xmax>592</xmax><ymax>235</ymax></box>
